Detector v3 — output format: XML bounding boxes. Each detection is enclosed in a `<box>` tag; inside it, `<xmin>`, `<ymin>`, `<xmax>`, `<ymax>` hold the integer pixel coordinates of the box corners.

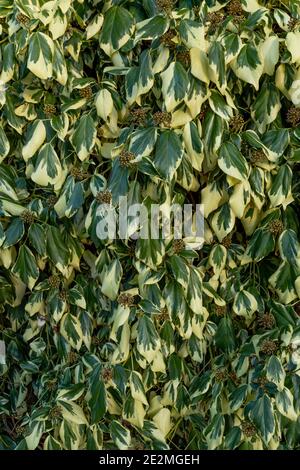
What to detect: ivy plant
<box><xmin>1</xmin><ymin>0</ymin><xmax>300</xmax><ymax>451</ymax></box>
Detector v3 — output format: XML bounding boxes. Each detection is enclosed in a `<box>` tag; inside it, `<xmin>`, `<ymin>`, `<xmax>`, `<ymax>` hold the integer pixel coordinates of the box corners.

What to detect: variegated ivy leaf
<box><xmin>203</xmin><ymin>111</ymin><xmax>224</xmax><ymax>170</ymax></box>
<box><xmin>70</xmin><ymin>114</ymin><xmax>96</xmax><ymax>161</ymax></box>
<box><xmin>154</xmin><ymin>130</ymin><xmax>183</xmax><ymax>181</ymax></box>
<box><xmin>95</xmin><ymin>88</ymin><xmax>114</xmax><ymax>121</ymax></box>
<box><xmin>88</xmin><ymin>364</ymin><xmax>107</xmax><ymax>424</ymax></box>
<box><xmin>22</xmin><ymin>120</ymin><xmax>46</xmax><ymax>162</ymax></box>
<box><xmin>260</xmin><ymin>36</ymin><xmax>279</xmax><ymax>76</ymax></box>
<box><xmin>222</xmin><ymin>33</ymin><xmax>242</xmax><ymax>64</ymax></box>
<box><xmin>208</xmin><ymin>90</ymin><xmax>233</xmax><ymax>121</ymax></box>
<box><xmin>249</xmin><ymin>395</ymin><xmax>275</xmax><ymax>445</ymax></box>
<box><xmin>186</xmin><ymin>266</ymin><xmax>203</xmax><ymax>315</ymax></box>
<box><xmin>229</xmin><ymin>180</ymin><xmax>251</xmax><ymax>219</ymax></box>
<box><xmin>266</xmin><ymin>356</ymin><xmax>285</xmax><ymax>390</ymax></box>
<box><xmin>268</xmin><ymin>164</ymin><xmax>294</xmax><ymax>209</ymax></box>
<box><xmin>275</xmin><ymin>387</ymin><xmax>298</xmax><ymax>421</ymax></box>
<box><xmin>269</xmin><ymin>261</ymin><xmax>298</xmax><ymax>304</ymax></box>
<box><xmin>0</xmin><ymin>43</ymin><xmax>14</xmax><ymax>83</ymax></box>
<box><xmin>126</xmin><ymin>50</ymin><xmax>154</xmax><ymax>105</ymax></box>
<box><xmin>129</xmin><ymin>371</ymin><xmax>148</xmax><ymax>406</ymax></box>
<box><xmin>209</xmin><ymin>244</ymin><xmax>227</xmax><ymax>276</ymax></box>
<box><xmin>261</xmin><ymin>129</ymin><xmax>289</xmax><ymax>162</ymax></box>
<box><xmin>233</xmin><ymin>290</ymin><xmax>258</xmax><ymax>320</ymax></box>
<box><xmin>168</xmin><ymin>255</ymin><xmax>190</xmax><ymax>291</ymax></box>
<box><xmin>60</xmin><ymin>313</ymin><xmax>83</xmax><ymax>351</ymax></box>
<box><xmin>0</xmin><ymin>127</ymin><xmax>10</xmax><ymax>163</ymax></box>
<box><xmin>229</xmin><ymin>385</ymin><xmax>248</xmax><ymax>413</ymax></box>
<box><xmin>218</xmin><ymin>141</ymin><xmax>249</xmax><ymax>181</ymax></box>
<box><xmin>101</xmin><ymin>258</ymin><xmax>122</xmax><ymax>301</ymax></box>
<box><xmin>245</xmin><ymin>228</ymin><xmax>275</xmax><ymax>262</ymax></box>
<box><xmin>109</xmin><ymin>420</ymin><xmax>131</xmax><ymax>450</ymax></box>
<box><xmin>46</xmin><ymin>226</ymin><xmax>70</xmax><ymax>275</ymax></box>
<box><xmin>31</xmin><ymin>143</ymin><xmax>62</xmax><ymax>187</ymax></box>
<box><xmin>161</xmin><ymin>61</ymin><xmax>189</xmax><ymax>113</ymax></box>
<box><xmin>99</xmin><ymin>6</ymin><xmax>134</xmax><ymax>57</ymax></box>
<box><xmin>27</xmin><ymin>32</ymin><xmax>54</xmax><ymax>80</ymax></box>
<box><xmin>12</xmin><ymin>245</ymin><xmax>39</xmax><ymax>290</ymax></box>
<box><xmin>86</xmin><ymin>13</ymin><xmax>104</xmax><ymax>39</ymax></box>
<box><xmin>286</xmin><ymin>31</ymin><xmax>300</xmax><ymax>64</ymax></box>
<box><xmin>204</xmin><ymin>415</ymin><xmax>225</xmax><ymax>450</ymax></box>
<box><xmin>183</xmin><ymin>121</ymin><xmax>203</xmax><ymax>172</ymax></box>
<box><xmin>53</xmin><ymin>43</ymin><xmax>68</xmax><ymax>86</ymax></box>
<box><xmin>58</xmin><ymin>399</ymin><xmax>88</xmax><ymax>425</ymax></box>
<box><xmin>129</xmin><ymin>127</ymin><xmax>157</xmax><ymax>159</ymax></box>
<box><xmin>137</xmin><ymin>315</ymin><xmax>161</xmax><ymax>363</ymax></box>
<box><xmin>278</xmin><ymin>229</ymin><xmax>300</xmax><ymax>268</ymax></box>
<box><xmin>135</xmin><ymin>15</ymin><xmax>169</xmax><ymax>42</ymax></box>
<box><xmin>190</xmin><ymin>48</ymin><xmax>210</xmax><ymax>84</ymax></box>
<box><xmin>211</xmin><ymin>203</ymin><xmax>235</xmax><ymax>242</ymax></box>
<box><xmin>201</xmin><ymin>181</ymin><xmax>223</xmax><ymax>218</ymax></box>
<box><xmin>231</xmin><ymin>43</ymin><xmax>263</xmax><ymax>91</ymax></box>
<box><xmin>208</xmin><ymin>42</ymin><xmax>226</xmax><ymax>92</ymax></box>
<box><xmin>178</xmin><ymin>19</ymin><xmax>207</xmax><ymax>49</ymax></box>
<box><xmin>251</xmin><ymin>82</ymin><xmax>281</xmax><ymax>134</ymax></box>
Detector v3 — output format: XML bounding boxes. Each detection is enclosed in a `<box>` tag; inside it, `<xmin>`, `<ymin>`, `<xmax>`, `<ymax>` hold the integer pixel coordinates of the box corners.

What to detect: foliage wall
<box><xmin>1</xmin><ymin>0</ymin><xmax>300</xmax><ymax>450</ymax></box>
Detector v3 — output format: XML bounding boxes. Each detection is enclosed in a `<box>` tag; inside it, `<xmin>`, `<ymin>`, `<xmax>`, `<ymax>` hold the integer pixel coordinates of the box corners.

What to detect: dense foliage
<box><xmin>1</xmin><ymin>0</ymin><xmax>300</xmax><ymax>451</ymax></box>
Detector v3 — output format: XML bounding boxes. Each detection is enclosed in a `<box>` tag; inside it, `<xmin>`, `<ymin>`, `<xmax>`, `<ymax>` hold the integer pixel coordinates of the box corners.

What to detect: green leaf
<box><xmin>3</xmin><ymin>218</ymin><xmax>24</xmax><ymax>248</ymax></box>
<box><xmin>58</xmin><ymin>399</ymin><xmax>88</xmax><ymax>425</ymax></box>
<box><xmin>60</xmin><ymin>313</ymin><xmax>83</xmax><ymax>351</ymax></box>
<box><xmin>208</xmin><ymin>90</ymin><xmax>233</xmax><ymax>121</ymax></box>
<box><xmin>160</xmin><ymin>61</ymin><xmax>189</xmax><ymax>112</ymax></box>
<box><xmin>99</xmin><ymin>6</ymin><xmax>134</xmax><ymax>57</ymax></box>
<box><xmin>70</xmin><ymin>114</ymin><xmax>96</xmax><ymax>161</ymax></box>
<box><xmin>266</xmin><ymin>356</ymin><xmax>285</xmax><ymax>390</ymax></box>
<box><xmin>229</xmin><ymin>385</ymin><xmax>248</xmax><ymax>412</ymax></box>
<box><xmin>275</xmin><ymin>387</ymin><xmax>298</xmax><ymax>421</ymax></box>
<box><xmin>129</xmin><ymin>127</ymin><xmax>157</xmax><ymax>158</ymax></box>
<box><xmin>208</xmin><ymin>41</ymin><xmax>226</xmax><ymax>91</ymax></box>
<box><xmin>245</xmin><ymin>228</ymin><xmax>275</xmax><ymax>262</ymax></box>
<box><xmin>0</xmin><ymin>127</ymin><xmax>10</xmax><ymax>163</ymax></box>
<box><xmin>0</xmin><ymin>43</ymin><xmax>14</xmax><ymax>83</ymax></box>
<box><xmin>211</xmin><ymin>203</ymin><xmax>235</xmax><ymax>242</ymax></box>
<box><xmin>135</xmin><ymin>15</ymin><xmax>169</xmax><ymax>42</ymax></box>
<box><xmin>109</xmin><ymin>420</ymin><xmax>131</xmax><ymax>450</ymax></box>
<box><xmin>215</xmin><ymin>317</ymin><xmax>236</xmax><ymax>352</ymax></box>
<box><xmin>126</xmin><ymin>50</ymin><xmax>154</xmax><ymax>105</ymax></box>
<box><xmin>268</xmin><ymin>164</ymin><xmax>293</xmax><ymax>209</ymax></box>
<box><xmin>218</xmin><ymin>141</ymin><xmax>249</xmax><ymax>181</ymax></box>
<box><xmin>251</xmin><ymin>82</ymin><xmax>281</xmax><ymax>134</ymax></box>
<box><xmin>137</xmin><ymin>315</ymin><xmax>161</xmax><ymax>363</ymax></box>
<box><xmin>89</xmin><ymin>364</ymin><xmax>107</xmax><ymax>424</ymax></box>
<box><xmin>46</xmin><ymin>226</ymin><xmax>70</xmax><ymax>274</ymax></box>
<box><xmin>249</xmin><ymin>394</ymin><xmax>275</xmax><ymax>445</ymax></box>
<box><xmin>154</xmin><ymin>130</ymin><xmax>183</xmax><ymax>181</ymax></box>
<box><xmin>28</xmin><ymin>223</ymin><xmax>46</xmax><ymax>256</ymax></box>
<box><xmin>278</xmin><ymin>229</ymin><xmax>300</xmax><ymax>266</ymax></box>
<box><xmin>204</xmin><ymin>414</ymin><xmax>225</xmax><ymax>450</ymax></box>
<box><xmin>12</xmin><ymin>244</ymin><xmax>39</xmax><ymax>290</ymax></box>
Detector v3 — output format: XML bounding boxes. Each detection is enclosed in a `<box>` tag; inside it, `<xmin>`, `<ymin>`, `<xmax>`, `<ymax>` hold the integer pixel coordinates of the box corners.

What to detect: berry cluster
<box><xmin>117</xmin><ymin>292</ymin><xmax>135</xmax><ymax>307</ymax></box>
<box><xmin>268</xmin><ymin>220</ymin><xmax>284</xmax><ymax>236</ymax></box>
<box><xmin>260</xmin><ymin>339</ymin><xmax>278</xmax><ymax>355</ymax></box>
<box><xmin>119</xmin><ymin>150</ymin><xmax>135</xmax><ymax>167</ymax></box>
<box><xmin>20</xmin><ymin>210</ymin><xmax>35</xmax><ymax>225</ymax></box>
<box><xmin>96</xmin><ymin>189</ymin><xmax>112</xmax><ymax>204</ymax></box>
